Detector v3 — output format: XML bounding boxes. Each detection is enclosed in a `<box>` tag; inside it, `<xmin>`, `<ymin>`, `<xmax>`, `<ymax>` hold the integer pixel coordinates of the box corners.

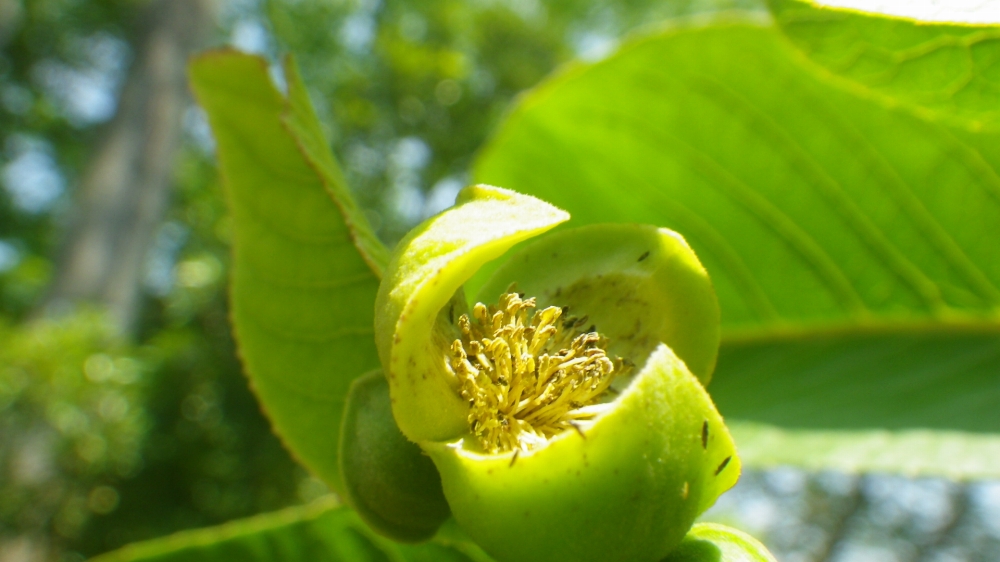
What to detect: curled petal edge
<box><xmin>374</xmin><ymin>184</ymin><xmax>569</xmax><ymax>442</ymax></box>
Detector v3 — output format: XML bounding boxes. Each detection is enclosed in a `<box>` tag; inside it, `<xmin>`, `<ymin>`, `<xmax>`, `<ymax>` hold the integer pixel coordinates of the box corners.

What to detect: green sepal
<box><xmin>664</xmin><ymin>523</ymin><xmax>778</xmax><ymax>562</ymax></box>
<box><xmin>478</xmin><ymin>224</ymin><xmax>721</xmax><ymax>384</ymax></box>
<box><xmin>338</xmin><ymin>371</ymin><xmax>451</xmax><ymax>542</ymax></box>
<box><xmin>374</xmin><ymin>185</ymin><xmax>569</xmax><ymax>442</ymax></box>
<box><xmin>426</xmin><ymin>345</ymin><xmax>740</xmax><ymax>562</ymax></box>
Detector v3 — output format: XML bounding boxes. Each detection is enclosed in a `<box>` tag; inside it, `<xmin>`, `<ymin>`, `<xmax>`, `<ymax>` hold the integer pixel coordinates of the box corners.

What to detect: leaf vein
<box><xmin>693</xmin><ymin>75</ymin><xmax>952</xmax><ymax>313</ymax></box>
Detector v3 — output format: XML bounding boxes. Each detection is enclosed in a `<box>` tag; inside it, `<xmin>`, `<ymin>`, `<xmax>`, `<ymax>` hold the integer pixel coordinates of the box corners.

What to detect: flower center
<box><xmin>449</xmin><ymin>291</ymin><xmax>629</xmax><ymax>454</ymax></box>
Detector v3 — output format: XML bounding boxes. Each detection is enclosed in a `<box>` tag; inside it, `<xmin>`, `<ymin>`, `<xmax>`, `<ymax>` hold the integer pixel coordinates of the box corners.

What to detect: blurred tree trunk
<box><xmin>0</xmin><ymin>0</ymin><xmax>22</xmax><ymax>47</ymax></box>
<box><xmin>37</xmin><ymin>0</ymin><xmax>215</xmax><ymax>334</ymax></box>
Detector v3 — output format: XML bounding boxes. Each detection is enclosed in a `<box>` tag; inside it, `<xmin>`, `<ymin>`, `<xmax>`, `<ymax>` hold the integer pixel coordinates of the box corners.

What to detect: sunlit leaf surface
<box><xmin>770</xmin><ymin>0</ymin><xmax>1000</xmax><ymax>129</ymax></box>
<box><xmin>474</xmin><ymin>18</ymin><xmax>1000</xmax><ymax>478</ymax></box>
<box><xmin>190</xmin><ymin>51</ymin><xmax>385</xmax><ymax>493</ymax></box>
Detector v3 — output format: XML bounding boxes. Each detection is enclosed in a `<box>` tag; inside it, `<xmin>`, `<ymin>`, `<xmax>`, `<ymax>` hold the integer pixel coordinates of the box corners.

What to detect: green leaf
<box><xmin>768</xmin><ymin>0</ymin><xmax>1000</xmax><ymax>129</ymax></box>
<box><xmin>472</xmin><ymin>18</ymin><xmax>1000</xmax><ymax>478</ymax></box>
<box><xmin>663</xmin><ymin>523</ymin><xmax>777</xmax><ymax>562</ymax></box>
<box><xmin>716</xmin><ymin>331</ymin><xmax>1000</xmax><ymax>479</ymax></box>
<box><xmin>88</xmin><ymin>499</ymin><xmax>493</xmax><ymax>562</ymax></box>
<box><xmin>189</xmin><ymin>50</ymin><xmax>385</xmax><ymax>493</ymax></box>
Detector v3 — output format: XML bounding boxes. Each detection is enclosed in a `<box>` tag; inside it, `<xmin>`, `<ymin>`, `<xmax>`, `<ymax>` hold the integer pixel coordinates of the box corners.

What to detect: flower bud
<box><xmin>339</xmin><ymin>371</ymin><xmax>451</xmax><ymax>542</ymax></box>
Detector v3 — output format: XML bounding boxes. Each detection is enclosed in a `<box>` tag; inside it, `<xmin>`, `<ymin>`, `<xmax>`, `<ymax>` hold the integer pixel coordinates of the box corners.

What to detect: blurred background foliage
<box><xmin>1</xmin><ymin>0</ymin><xmax>763</xmax><ymax>560</ymax></box>
<box><xmin>3</xmin><ymin>1</ymin><xmax>999</xmax><ymax>562</ymax></box>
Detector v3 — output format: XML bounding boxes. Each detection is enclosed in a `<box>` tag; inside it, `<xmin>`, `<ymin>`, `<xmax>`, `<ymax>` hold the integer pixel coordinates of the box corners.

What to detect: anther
<box><xmin>449</xmin><ymin>291</ymin><xmax>630</xmax><ymax>453</ymax></box>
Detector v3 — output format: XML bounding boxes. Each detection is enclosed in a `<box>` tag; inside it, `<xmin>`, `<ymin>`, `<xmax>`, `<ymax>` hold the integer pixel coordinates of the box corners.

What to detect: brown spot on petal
<box><xmin>714</xmin><ymin>456</ymin><xmax>732</xmax><ymax>476</ymax></box>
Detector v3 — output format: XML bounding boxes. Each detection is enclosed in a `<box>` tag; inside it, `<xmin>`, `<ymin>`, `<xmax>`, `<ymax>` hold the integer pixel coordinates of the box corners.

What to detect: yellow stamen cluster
<box><xmin>449</xmin><ymin>292</ymin><xmax>628</xmax><ymax>454</ymax></box>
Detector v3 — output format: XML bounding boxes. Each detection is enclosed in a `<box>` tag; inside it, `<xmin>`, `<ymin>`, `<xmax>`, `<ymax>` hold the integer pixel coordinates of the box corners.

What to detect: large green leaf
<box><xmin>716</xmin><ymin>332</ymin><xmax>1000</xmax><ymax>478</ymax></box>
<box><xmin>768</xmin><ymin>0</ymin><xmax>1000</xmax><ymax>130</ymax></box>
<box><xmin>88</xmin><ymin>499</ymin><xmax>491</xmax><ymax>562</ymax></box>
<box><xmin>473</xmin><ymin>18</ymin><xmax>1000</xmax><ymax>478</ymax></box>
<box><xmin>189</xmin><ymin>51</ymin><xmax>385</xmax><ymax>493</ymax></box>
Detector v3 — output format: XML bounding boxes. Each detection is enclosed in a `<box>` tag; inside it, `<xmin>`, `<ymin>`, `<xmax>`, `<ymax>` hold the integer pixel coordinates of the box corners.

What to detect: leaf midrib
<box><xmin>721</xmin><ymin>316</ymin><xmax>1000</xmax><ymax>346</ymax></box>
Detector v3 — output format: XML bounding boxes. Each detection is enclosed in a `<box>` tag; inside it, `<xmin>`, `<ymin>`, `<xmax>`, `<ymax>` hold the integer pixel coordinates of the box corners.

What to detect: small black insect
<box><xmin>638</xmin><ymin>251</ymin><xmax>650</xmax><ymax>262</ymax></box>
<box><xmin>714</xmin><ymin>456</ymin><xmax>732</xmax><ymax>476</ymax></box>
<box><xmin>701</xmin><ymin>421</ymin><xmax>709</xmax><ymax>449</ymax></box>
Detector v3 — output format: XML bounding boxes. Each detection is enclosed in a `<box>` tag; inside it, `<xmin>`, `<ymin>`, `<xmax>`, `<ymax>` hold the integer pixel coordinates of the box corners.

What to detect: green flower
<box><xmin>344</xmin><ymin>185</ymin><xmax>740</xmax><ymax>562</ymax></box>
